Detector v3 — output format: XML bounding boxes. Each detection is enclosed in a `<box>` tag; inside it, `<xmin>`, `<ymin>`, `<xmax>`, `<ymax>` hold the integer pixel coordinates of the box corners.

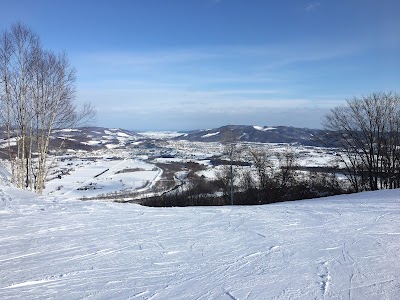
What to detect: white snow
<box><xmin>253</xmin><ymin>125</ymin><xmax>277</xmax><ymax>131</ymax></box>
<box><xmin>43</xmin><ymin>158</ymin><xmax>160</xmax><ymax>199</ymax></box>
<box><xmin>1</xmin><ymin>185</ymin><xmax>400</xmax><ymax>299</ymax></box>
<box><xmin>0</xmin><ymin>137</ymin><xmax>19</xmax><ymax>148</ymax></box>
<box><xmin>117</xmin><ymin>132</ymin><xmax>129</xmax><ymax>137</ymax></box>
<box><xmin>52</xmin><ymin>129</ymin><xmax>81</xmax><ymax>133</ymax></box>
<box><xmin>103</xmin><ymin>130</ymin><xmax>114</xmax><ymax>135</ymax></box>
<box><xmin>137</xmin><ymin>131</ymin><xmax>184</xmax><ymax>139</ymax></box>
<box><xmin>196</xmin><ymin>168</ymin><xmax>217</xmax><ymax>179</ymax></box>
<box><xmin>100</xmin><ymin>130</ymin><xmax>136</xmax><ymax>143</ymax></box>
<box><xmin>81</xmin><ymin>140</ymin><xmax>102</xmax><ymax>146</ymax></box>
<box><xmin>202</xmin><ymin>131</ymin><xmax>220</xmax><ymax>138</ymax></box>
<box><xmin>154</xmin><ymin>157</ymin><xmax>184</xmax><ymax>163</ymax></box>
<box><xmin>104</xmin><ymin>143</ymin><xmax>120</xmax><ymax>149</ymax></box>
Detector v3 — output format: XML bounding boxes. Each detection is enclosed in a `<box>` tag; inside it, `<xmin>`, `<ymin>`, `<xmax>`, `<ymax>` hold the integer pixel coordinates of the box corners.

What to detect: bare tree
<box><xmin>0</xmin><ymin>23</ymin><xmax>95</xmax><ymax>193</ymax></box>
<box><xmin>247</xmin><ymin>147</ymin><xmax>273</xmax><ymax>200</ymax></box>
<box><xmin>276</xmin><ymin>146</ymin><xmax>299</xmax><ymax>187</ymax></box>
<box><xmin>324</xmin><ymin>92</ymin><xmax>400</xmax><ymax>191</ymax></box>
<box><xmin>0</xmin><ymin>27</ymin><xmax>15</xmax><ymax>181</ymax></box>
<box><xmin>0</xmin><ymin>23</ymin><xmax>39</xmax><ymax>189</ymax></box>
<box><xmin>216</xmin><ymin>132</ymin><xmax>241</xmax><ymax>204</ymax></box>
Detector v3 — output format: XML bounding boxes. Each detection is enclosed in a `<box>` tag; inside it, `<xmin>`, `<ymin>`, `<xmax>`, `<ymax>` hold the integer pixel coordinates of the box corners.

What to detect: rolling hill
<box><xmin>176</xmin><ymin>125</ymin><xmax>336</xmax><ymax>147</ymax></box>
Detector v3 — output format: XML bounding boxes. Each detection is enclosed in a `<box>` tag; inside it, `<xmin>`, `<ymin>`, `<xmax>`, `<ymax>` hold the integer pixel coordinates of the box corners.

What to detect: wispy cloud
<box><xmin>84</xmin><ymin>92</ymin><xmax>333</xmax><ymax>130</ymax></box>
<box><xmin>77</xmin><ymin>40</ymin><xmax>362</xmax><ymax>76</ymax></box>
<box><xmin>87</xmin><ymin>49</ymin><xmax>221</xmax><ymax>67</ymax></box>
<box><xmin>305</xmin><ymin>2</ymin><xmax>321</xmax><ymax>12</ymax></box>
<box><xmin>73</xmin><ymin>39</ymin><xmax>368</xmax><ymax>130</ymax></box>
<box><xmin>79</xmin><ymin>85</ymin><xmax>323</xmax><ymax>114</ymax></box>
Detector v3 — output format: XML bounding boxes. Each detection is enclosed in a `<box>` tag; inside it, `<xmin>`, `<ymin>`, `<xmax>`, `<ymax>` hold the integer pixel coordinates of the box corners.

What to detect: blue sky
<box><xmin>1</xmin><ymin>0</ymin><xmax>399</xmax><ymax>131</ymax></box>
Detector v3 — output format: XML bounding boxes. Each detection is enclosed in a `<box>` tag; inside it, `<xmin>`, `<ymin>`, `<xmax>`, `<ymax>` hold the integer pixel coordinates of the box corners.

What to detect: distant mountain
<box><xmin>0</xmin><ymin>127</ymin><xmax>141</xmax><ymax>158</ymax></box>
<box><xmin>48</xmin><ymin>125</ymin><xmax>338</xmax><ymax>148</ymax></box>
<box><xmin>175</xmin><ymin>125</ymin><xmax>336</xmax><ymax>147</ymax></box>
<box><xmin>0</xmin><ymin>126</ymin><xmax>337</xmax><ymax>158</ymax></box>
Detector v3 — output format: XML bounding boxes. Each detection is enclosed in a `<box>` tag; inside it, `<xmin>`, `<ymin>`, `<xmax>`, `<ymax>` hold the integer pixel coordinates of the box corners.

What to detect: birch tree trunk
<box><xmin>0</xmin><ymin>23</ymin><xmax>95</xmax><ymax>194</ymax></box>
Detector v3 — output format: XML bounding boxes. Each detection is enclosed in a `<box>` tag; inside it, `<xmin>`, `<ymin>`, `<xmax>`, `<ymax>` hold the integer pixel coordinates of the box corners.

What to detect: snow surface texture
<box><xmin>1</xmin><ymin>186</ymin><xmax>400</xmax><ymax>299</ymax></box>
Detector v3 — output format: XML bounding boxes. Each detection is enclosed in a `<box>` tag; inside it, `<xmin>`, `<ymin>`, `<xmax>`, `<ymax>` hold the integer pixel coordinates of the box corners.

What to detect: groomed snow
<box><xmin>1</xmin><ymin>186</ymin><xmax>399</xmax><ymax>299</ymax></box>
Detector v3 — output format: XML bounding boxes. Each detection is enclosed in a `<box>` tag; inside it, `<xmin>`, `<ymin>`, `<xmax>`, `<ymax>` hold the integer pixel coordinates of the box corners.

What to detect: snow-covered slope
<box><xmin>1</xmin><ymin>186</ymin><xmax>399</xmax><ymax>299</ymax></box>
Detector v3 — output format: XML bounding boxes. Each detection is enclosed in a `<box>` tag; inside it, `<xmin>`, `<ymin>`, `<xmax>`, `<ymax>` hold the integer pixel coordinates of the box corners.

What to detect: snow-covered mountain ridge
<box><xmin>174</xmin><ymin>125</ymin><xmax>336</xmax><ymax>147</ymax></box>
<box><xmin>1</xmin><ymin>184</ymin><xmax>399</xmax><ymax>299</ymax></box>
<box><xmin>0</xmin><ymin>125</ymin><xmax>334</xmax><ymax>156</ymax></box>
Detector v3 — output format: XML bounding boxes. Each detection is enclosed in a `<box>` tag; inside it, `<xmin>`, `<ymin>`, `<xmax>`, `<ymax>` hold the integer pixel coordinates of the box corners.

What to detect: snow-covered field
<box><xmin>44</xmin><ymin>157</ymin><xmax>160</xmax><ymax>199</ymax></box>
<box><xmin>1</xmin><ymin>184</ymin><xmax>399</xmax><ymax>299</ymax></box>
<box><xmin>37</xmin><ymin>137</ymin><xmax>339</xmax><ymax>201</ymax></box>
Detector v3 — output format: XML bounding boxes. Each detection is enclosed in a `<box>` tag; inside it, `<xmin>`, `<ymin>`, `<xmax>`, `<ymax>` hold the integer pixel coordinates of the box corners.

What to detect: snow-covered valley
<box><xmin>1</xmin><ymin>185</ymin><xmax>399</xmax><ymax>299</ymax></box>
<box><xmin>24</xmin><ymin>127</ymin><xmax>340</xmax><ymax>202</ymax></box>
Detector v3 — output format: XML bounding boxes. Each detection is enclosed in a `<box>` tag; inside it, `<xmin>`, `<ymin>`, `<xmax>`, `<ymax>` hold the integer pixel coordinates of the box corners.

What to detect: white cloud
<box><xmin>73</xmin><ymin>40</ymin><xmax>368</xmax><ymax>130</ymax></box>
<box><xmin>305</xmin><ymin>2</ymin><xmax>321</xmax><ymax>12</ymax></box>
<box><xmin>77</xmin><ymin>41</ymin><xmax>363</xmax><ymax>77</ymax></box>
<box><xmin>74</xmin><ymin>41</ymin><xmax>363</xmax><ymax>99</ymax></box>
<box><xmin>92</xmin><ymin>100</ymin><xmax>332</xmax><ymax>131</ymax></box>
<box><xmin>86</xmin><ymin>49</ymin><xmax>221</xmax><ymax>67</ymax></box>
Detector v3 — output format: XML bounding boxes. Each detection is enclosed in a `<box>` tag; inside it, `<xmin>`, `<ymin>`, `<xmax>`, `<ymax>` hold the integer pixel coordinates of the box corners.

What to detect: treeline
<box><xmin>140</xmin><ymin>149</ymin><xmax>347</xmax><ymax>207</ymax></box>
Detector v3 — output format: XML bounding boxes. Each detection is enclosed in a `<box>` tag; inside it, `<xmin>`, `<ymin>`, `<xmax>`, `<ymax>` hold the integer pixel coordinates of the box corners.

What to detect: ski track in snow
<box><xmin>0</xmin><ymin>187</ymin><xmax>400</xmax><ymax>299</ymax></box>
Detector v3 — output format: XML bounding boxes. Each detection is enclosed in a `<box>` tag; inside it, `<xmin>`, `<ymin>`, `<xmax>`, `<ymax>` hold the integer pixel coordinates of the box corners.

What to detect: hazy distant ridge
<box><xmin>175</xmin><ymin>125</ymin><xmax>335</xmax><ymax>147</ymax></box>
